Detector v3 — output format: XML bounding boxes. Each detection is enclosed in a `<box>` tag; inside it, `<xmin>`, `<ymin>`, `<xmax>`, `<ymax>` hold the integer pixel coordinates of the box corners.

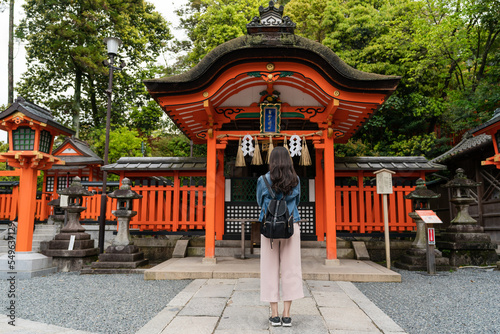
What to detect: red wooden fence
<box><xmin>1</xmin><ymin>183</ymin><xmax>415</xmax><ymax>233</ymax></box>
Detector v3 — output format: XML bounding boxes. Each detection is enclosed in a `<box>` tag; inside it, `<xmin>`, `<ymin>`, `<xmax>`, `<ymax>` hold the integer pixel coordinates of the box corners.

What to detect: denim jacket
<box><xmin>257</xmin><ymin>172</ymin><xmax>301</xmax><ymax>223</ymax></box>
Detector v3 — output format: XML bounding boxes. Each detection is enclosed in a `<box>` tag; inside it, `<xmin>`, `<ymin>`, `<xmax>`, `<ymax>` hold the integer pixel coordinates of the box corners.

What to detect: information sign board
<box><xmin>416</xmin><ymin>210</ymin><xmax>443</xmax><ymax>224</ymax></box>
<box><xmin>374</xmin><ymin>169</ymin><xmax>395</xmax><ymax>194</ymax></box>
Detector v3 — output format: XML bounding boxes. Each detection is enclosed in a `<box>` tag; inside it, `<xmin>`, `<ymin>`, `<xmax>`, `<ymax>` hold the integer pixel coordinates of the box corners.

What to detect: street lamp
<box><xmin>98</xmin><ymin>36</ymin><xmax>125</xmax><ymax>253</ymax></box>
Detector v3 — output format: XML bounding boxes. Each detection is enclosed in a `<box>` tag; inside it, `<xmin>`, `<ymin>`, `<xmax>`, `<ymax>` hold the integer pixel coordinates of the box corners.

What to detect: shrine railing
<box><xmin>335</xmin><ymin>185</ymin><xmax>415</xmax><ymax>233</ymax></box>
<box><xmin>2</xmin><ymin>183</ymin><xmax>415</xmax><ymax>234</ymax></box>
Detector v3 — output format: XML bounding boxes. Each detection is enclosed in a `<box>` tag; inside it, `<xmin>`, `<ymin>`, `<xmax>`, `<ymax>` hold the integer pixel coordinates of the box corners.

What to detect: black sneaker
<box><xmin>282</xmin><ymin>317</ymin><xmax>292</xmax><ymax>327</ymax></box>
<box><xmin>269</xmin><ymin>316</ymin><xmax>281</xmax><ymax>327</ymax></box>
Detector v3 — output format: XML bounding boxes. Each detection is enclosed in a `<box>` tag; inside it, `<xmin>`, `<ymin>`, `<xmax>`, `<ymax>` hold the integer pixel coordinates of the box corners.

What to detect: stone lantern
<box><xmin>43</xmin><ymin>177</ymin><xmax>99</xmax><ymax>271</ymax></box>
<box><xmin>437</xmin><ymin>169</ymin><xmax>498</xmax><ymax>266</ymax></box>
<box><xmin>0</xmin><ymin>97</ymin><xmax>75</xmax><ymax>279</ymax></box>
<box><xmin>395</xmin><ymin>179</ymin><xmax>450</xmax><ymax>271</ymax></box>
<box><xmin>83</xmin><ymin>178</ymin><xmax>148</xmax><ymax>273</ymax></box>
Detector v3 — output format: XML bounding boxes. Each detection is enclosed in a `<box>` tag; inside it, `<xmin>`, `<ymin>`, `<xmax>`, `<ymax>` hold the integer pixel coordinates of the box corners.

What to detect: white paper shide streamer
<box><xmin>289</xmin><ymin>135</ymin><xmax>302</xmax><ymax>157</ymax></box>
<box><xmin>241</xmin><ymin>134</ymin><xmax>255</xmax><ymax>157</ymax></box>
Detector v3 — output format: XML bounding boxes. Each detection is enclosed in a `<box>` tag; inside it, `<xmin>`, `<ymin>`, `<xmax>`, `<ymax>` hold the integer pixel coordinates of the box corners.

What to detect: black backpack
<box><xmin>260</xmin><ymin>175</ymin><xmax>294</xmax><ymax>248</ymax></box>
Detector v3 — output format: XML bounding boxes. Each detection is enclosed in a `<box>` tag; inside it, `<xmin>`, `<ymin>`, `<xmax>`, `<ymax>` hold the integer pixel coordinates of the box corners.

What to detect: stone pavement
<box><xmin>0</xmin><ymin>316</ymin><xmax>98</xmax><ymax>334</ymax></box>
<box><xmin>137</xmin><ymin>278</ymin><xmax>407</xmax><ymax>334</ymax></box>
<box><xmin>0</xmin><ymin>278</ymin><xmax>407</xmax><ymax>334</ymax></box>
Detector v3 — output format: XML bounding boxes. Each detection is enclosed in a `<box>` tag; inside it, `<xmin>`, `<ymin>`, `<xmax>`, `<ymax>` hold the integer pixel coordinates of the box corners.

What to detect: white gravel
<box><xmin>354</xmin><ymin>267</ymin><xmax>500</xmax><ymax>334</ymax></box>
<box><xmin>0</xmin><ymin>272</ymin><xmax>191</xmax><ymax>333</ymax></box>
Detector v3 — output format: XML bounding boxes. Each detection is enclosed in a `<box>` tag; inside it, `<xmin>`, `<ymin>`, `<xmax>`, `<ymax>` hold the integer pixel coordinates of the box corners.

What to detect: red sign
<box><xmin>416</xmin><ymin>210</ymin><xmax>443</xmax><ymax>224</ymax></box>
<box><xmin>428</xmin><ymin>228</ymin><xmax>435</xmax><ymax>245</ymax></box>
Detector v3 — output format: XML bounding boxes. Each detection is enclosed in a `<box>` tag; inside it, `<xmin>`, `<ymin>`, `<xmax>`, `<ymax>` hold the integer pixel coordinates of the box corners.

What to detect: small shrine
<box><xmin>43</xmin><ymin>137</ymin><xmax>103</xmax><ymax>198</ymax></box>
<box><xmin>0</xmin><ymin>97</ymin><xmax>74</xmax><ymax>278</ymax></box>
<box><xmin>144</xmin><ymin>1</ymin><xmax>402</xmax><ymax>262</ymax></box>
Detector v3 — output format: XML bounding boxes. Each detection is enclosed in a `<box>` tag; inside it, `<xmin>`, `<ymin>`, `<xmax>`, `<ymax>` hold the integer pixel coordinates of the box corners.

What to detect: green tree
<box><xmin>175</xmin><ymin>0</ymin><xmax>269</xmax><ymax>68</ymax></box>
<box><xmin>90</xmin><ymin>127</ymin><xmax>145</xmax><ymax>164</ymax></box>
<box><xmin>16</xmin><ymin>0</ymin><xmax>172</xmax><ymax>137</ymax></box>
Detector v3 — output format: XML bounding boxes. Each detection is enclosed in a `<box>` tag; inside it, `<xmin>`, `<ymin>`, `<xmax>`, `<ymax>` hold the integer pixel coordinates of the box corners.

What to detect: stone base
<box><xmin>443</xmin><ymin>249</ymin><xmax>498</xmax><ymax>267</ymax></box>
<box><xmin>80</xmin><ymin>267</ymin><xmax>146</xmax><ymax>275</ymax></box>
<box><xmin>202</xmin><ymin>257</ymin><xmax>217</xmax><ymax>265</ymax></box>
<box><xmin>52</xmin><ymin>256</ymin><xmax>98</xmax><ymax>272</ymax></box>
<box><xmin>0</xmin><ymin>252</ymin><xmax>57</xmax><ymax>279</ymax></box>
<box><xmin>325</xmin><ymin>259</ymin><xmax>340</xmax><ymax>266</ymax></box>
<box><xmin>90</xmin><ymin>259</ymin><xmax>149</xmax><ymax>269</ymax></box>
<box><xmin>437</xmin><ymin>226</ymin><xmax>499</xmax><ymax>267</ymax></box>
<box><xmin>394</xmin><ymin>248</ymin><xmax>451</xmax><ymax>271</ymax></box>
<box><xmin>86</xmin><ymin>244</ymin><xmax>149</xmax><ymax>271</ymax></box>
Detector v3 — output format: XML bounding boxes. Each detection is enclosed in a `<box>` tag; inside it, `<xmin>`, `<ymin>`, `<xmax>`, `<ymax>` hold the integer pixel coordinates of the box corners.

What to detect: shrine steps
<box><xmin>185</xmin><ymin>239</ymin><xmax>355</xmax><ymax>259</ymax></box>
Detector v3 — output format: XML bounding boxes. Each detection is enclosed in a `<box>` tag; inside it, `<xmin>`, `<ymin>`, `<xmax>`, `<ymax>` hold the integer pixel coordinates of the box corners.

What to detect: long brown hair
<box><xmin>269</xmin><ymin>146</ymin><xmax>298</xmax><ymax>195</ymax></box>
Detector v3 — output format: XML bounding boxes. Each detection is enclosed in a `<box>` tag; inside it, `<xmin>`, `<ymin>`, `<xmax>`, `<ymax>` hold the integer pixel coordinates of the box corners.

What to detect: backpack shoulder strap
<box><xmin>262</xmin><ymin>175</ymin><xmax>276</xmax><ymax>199</ymax></box>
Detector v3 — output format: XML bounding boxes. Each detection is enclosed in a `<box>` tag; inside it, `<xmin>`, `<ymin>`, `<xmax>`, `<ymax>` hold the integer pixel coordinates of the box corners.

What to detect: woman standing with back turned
<box><xmin>257</xmin><ymin>146</ymin><xmax>303</xmax><ymax>328</ymax></box>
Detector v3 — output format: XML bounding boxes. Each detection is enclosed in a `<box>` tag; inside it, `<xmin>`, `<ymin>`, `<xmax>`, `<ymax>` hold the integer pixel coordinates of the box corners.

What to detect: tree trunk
<box><xmin>73</xmin><ymin>69</ymin><xmax>82</xmax><ymax>138</ymax></box>
<box><xmin>8</xmin><ymin>0</ymin><xmax>14</xmax><ymax>105</ymax></box>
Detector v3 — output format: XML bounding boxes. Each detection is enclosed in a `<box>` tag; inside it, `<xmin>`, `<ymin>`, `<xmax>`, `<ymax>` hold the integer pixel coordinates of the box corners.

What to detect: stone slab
<box><xmin>43</xmin><ymin>248</ymin><xmax>99</xmax><ymax>257</ymax></box>
<box><xmin>161</xmin><ymin>316</ymin><xmax>219</xmax><ymax>334</ymax></box>
<box><xmin>352</xmin><ymin>241</ymin><xmax>370</xmax><ymax>260</ymax></box>
<box><xmin>172</xmin><ymin>240</ymin><xmax>189</xmax><ymax>258</ymax></box>
<box><xmin>229</xmin><ymin>290</ymin><xmax>267</xmax><ymax>307</ymax></box>
<box><xmin>178</xmin><ymin>297</ymin><xmax>228</xmax><ymax>317</ymax></box>
<box><xmin>54</xmin><ymin>233</ymin><xmax>91</xmax><ymax>240</ymax></box>
<box><xmin>195</xmin><ymin>282</ymin><xmax>236</xmax><ymax>298</ymax></box>
<box><xmin>319</xmin><ymin>306</ymin><xmax>381</xmax><ymax>332</ymax></box>
<box><xmin>97</xmin><ymin>252</ymin><xmax>145</xmax><ymax>262</ymax></box>
<box><xmin>89</xmin><ymin>259</ymin><xmax>149</xmax><ymax>269</ymax></box>
<box><xmin>105</xmin><ymin>245</ymin><xmax>139</xmax><ymax>253</ymax></box>
<box><xmin>48</xmin><ymin>239</ymin><xmax>95</xmax><ymax>249</ymax></box>
<box><xmin>135</xmin><ymin>306</ymin><xmax>180</xmax><ymax>334</ymax></box>
<box><xmin>338</xmin><ymin>281</ymin><xmax>406</xmax><ymax>333</ymax></box>
<box><xmin>216</xmin><ymin>305</ymin><xmax>270</xmax><ymax>331</ymax></box>
<box><xmin>144</xmin><ymin>257</ymin><xmax>401</xmax><ymax>282</ymax></box>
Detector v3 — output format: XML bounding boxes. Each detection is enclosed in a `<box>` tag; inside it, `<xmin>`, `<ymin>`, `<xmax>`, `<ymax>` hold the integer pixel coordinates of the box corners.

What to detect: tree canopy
<box><xmin>15</xmin><ymin>0</ymin><xmax>172</xmax><ymax>139</ymax></box>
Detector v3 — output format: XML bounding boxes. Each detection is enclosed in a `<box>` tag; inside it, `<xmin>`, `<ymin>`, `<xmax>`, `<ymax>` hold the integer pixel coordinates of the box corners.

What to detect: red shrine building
<box><xmin>140</xmin><ymin>2</ymin><xmax>442</xmax><ymax>261</ymax></box>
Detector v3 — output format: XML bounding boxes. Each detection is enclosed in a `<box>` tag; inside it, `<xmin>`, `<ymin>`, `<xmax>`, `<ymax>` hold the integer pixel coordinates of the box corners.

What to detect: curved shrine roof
<box><xmin>145</xmin><ymin>1</ymin><xmax>401</xmax><ymax>144</ymax></box>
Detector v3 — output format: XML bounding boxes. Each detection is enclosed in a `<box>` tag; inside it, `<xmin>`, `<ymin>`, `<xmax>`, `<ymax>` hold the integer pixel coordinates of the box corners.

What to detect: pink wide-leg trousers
<box><xmin>260</xmin><ymin>224</ymin><xmax>304</xmax><ymax>302</ymax></box>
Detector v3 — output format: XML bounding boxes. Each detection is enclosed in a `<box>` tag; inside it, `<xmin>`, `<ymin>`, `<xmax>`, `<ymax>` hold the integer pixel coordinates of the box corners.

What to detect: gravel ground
<box><xmin>355</xmin><ymin>267</ymin><xmax>500</xmax><ymax>334</ymax></box>
<box><xmin>0</xmin><ymin>272</ymin><xmax>191</xmax><ymax>334</ymax></box>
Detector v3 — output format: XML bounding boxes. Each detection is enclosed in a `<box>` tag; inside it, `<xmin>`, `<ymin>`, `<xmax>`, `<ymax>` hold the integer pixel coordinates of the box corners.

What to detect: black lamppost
<box><xmin>98</xmin><ymin>36</ymin><xmax>124</xmax><ymax>253</ymax></box>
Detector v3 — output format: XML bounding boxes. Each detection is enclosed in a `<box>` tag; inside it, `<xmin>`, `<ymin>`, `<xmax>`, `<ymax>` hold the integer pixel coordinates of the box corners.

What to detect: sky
<box><xmin>0</xmin><ymin>0</ymin><xmax>189</xmax><ymax>142</ymax></box>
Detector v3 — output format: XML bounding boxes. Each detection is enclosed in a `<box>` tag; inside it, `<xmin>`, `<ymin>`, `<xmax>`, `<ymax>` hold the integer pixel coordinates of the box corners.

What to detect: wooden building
<box><xmin>431</xmin><ymin>108</ymin><xmax>500</xmax><ymax>243</ymax></box>
<box><xmin>144</xmin><ymin>1</ymin><xmax>413</xmax><ymax>260</ymax></box>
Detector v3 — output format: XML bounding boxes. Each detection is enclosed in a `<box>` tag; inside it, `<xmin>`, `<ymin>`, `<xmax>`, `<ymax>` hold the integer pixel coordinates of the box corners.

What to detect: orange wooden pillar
<box><xmin>314</xmin><ymin>141</ymin><xmax>325</xmax><ymax>241</ymax></box>
<box><xmin>204</xmin><ymin>131</ymin><xmax>217</xmax><ymax>259</ymax></box>
<box><xmin>15</xmin><ymin>166</ymin><xmax>39</xmax><ymax>252</ymax></box>
<box><xmin>215</xmin><ymin>148</ymin><xmax>225</xmax><ymax>240</ymax></box>
<box><xmin>323</xmin><ymin>132</ymin><xmax>337</xmax><ymax>261</ymax></box>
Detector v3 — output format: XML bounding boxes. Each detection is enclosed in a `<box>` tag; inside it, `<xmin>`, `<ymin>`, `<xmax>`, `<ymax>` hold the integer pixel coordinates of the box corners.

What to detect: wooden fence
<box><xmin>0</xmin><ymin>183</ymin><xmax>415</xmax><ymax>233</ymax></box>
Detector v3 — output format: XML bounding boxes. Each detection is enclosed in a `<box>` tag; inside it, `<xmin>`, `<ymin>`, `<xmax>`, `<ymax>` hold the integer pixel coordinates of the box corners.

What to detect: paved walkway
<box><xmin>1</xmin><ymin>278</ymin><xmax>407</xmax><ymax>334</ymax></box>
<box><xmin>137</xmin><ymin>278</ymin><xmax>407</xmax><ymax>334</ymax></box>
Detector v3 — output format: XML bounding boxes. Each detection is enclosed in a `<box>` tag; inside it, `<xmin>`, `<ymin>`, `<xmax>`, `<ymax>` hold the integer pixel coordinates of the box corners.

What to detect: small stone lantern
<box><xmin>43</xmin><ymin>176</ymin><xmax>99</xmax><ymax>271</ymax></box>
<box><xmin>108</xmin><ymin>178</ymin><xmax>142</xmax><ymax>247</ymax></box>
<box><xmin>442</xmin><ymin>168</ymin><xmax>481</xmax><ymax>227</ymax></box>
<box><xmin>84</xmin><ymin>178</ymin><xmax>148</xmax><ymax>273</ymax></box>
<box><xmin>404</xmin><ymin>179</ymin><xmax>440</xmax><ymax>249</ymax></box>
<box><xmin>395</xmin><ymin>179</ymin><xmax>450</xmax><ymax>271</ymax></box>
<box><xmin>437</xmin><ymin>169</ymin><xmax>498</xmax><ymax>266</ymax></box>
